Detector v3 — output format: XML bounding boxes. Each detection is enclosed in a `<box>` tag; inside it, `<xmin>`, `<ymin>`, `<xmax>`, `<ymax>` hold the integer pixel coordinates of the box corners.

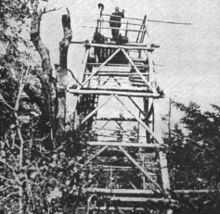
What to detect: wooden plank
<box><xmin>87</xmin><ymin>141</ymin><xmax>163</xmax><ymax>149</ymax></box>
<box><xmin>110</xmin><ymin>196</ymin><xmax>176</xmax><ymax>204</ymax></box>
<box><xmin>82</xmin><ymin>26</ymin><xmax>145</xmax><ymax>33</ymax></box>
<box><xmin>84</xmin><ymin>188</ymin><xmax>220</xmax><ymax>195</ymax></box>
<box><xmin>97</xmin><ymin>19</ymin><xmax>143</xmax><ymax>26</ymax></box>
<box><xmin>68</xmin><ymin>89</ymin><xmax>160</xmax><ymax>98</ymax></box>
<box><xmin>174</xmin><ymin>189</ymin><xmax>220</xmax><ymax>194</ymax></box>
<box><xmin>77</xmin><ymin>87</ymin><xmax>152</xmax><ymax>93</ymax></box>
<box><xmin>159</xmin><ymin>151</ymin><xmax>171</xmax><ymax>194</ymax></box>
<box><xmin>85</xmin><ymin>72</ymin><xmax>148</xmax><ymax>77</ymax></box>
<box><xmin>84</xmin><ymin>188</ymin><xmax>154</xmax><ymax>195</ymax></box>
<box><xmin>96</xmin><ymin>117</ymin><xmax>138</xmax><ymax>121</ymax></box>
<box><xmin>131</xmin><ymin>57</ymin><xmax>148</xmax><ymax>62</ymax></box>
<box><xmin>86</xmin><ymin>62</ymin><xmax>149</xmax><ymax>68</ymax></box>
<box><xmin>91</xmin><ymin>207</ymin><xmax>145</xmax><ymax>211</ymax></box>
<box><xmin>82</xmin><ymin>49</ymin><xmax>89</xmax><ymax>76</ymax></box>
<box><xmin>71</xmin><ymin>40</ymin><xmax>150</xmax><ymax>47</ymax></box>
<box><xmin>89</xmin><ymin>43</ymin><xmax>152</xmax><ymax>51</ymax></box>
<box><xmin>102</xmin><ymin>13</ymin><xmax>143</xmax><ymax>21</ymax></box>
<box><xmin>98</xmin><ymin>165</ymin><xmax>133</xmax><ymax>170</ymax></box>
<box><xmin>148</xmin><ymin>18</ymin><xmax>192</xmax><ymax>25</ymax></box>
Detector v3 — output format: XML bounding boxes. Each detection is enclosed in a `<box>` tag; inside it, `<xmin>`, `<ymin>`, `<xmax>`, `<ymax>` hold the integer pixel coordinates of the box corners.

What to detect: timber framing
<box><xmin>70</xmin><ymin>8</ymin><xmax>175</xmax><ymax>213</ymax></box>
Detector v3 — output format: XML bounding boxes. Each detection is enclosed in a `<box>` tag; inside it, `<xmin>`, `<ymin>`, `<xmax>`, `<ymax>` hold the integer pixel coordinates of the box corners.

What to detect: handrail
<box><xmin>96</xmin><ymin>19</ymin><xmax>143</xmax><ymax>26</ymax></box>
<box><xmin>102</xmin><ymin>13</ymin><xmax>143</xmax><ymax>21</ymax></box>
<box><xmin>82</xmin><ymin>25</ymin><xmax>145</xmax><ymax>33</ymax></box>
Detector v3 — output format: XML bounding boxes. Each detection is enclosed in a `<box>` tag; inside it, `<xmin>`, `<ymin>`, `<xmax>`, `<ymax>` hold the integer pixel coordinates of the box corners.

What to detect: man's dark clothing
<box><xmin>110</xmin><ymin>10</ymin><xmax>124</xmax><ymax>41</ymax></box>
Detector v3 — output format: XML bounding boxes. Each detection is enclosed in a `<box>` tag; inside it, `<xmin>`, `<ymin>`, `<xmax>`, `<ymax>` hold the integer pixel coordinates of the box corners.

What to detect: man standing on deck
<box><xmin>109</xmin><ymin>7</ymin><xmax>125</xmax><ymax>42</ymax></box>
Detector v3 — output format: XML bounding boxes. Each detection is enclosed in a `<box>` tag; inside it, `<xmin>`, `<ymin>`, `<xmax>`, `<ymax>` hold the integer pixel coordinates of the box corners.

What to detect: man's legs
<box><xmin>112</xmin><ymin>28</ymin><xmax>119</xmax><ymax>41</ymax></box>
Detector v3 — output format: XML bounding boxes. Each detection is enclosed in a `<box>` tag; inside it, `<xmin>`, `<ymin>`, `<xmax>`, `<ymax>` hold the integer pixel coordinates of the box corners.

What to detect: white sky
<box><xmin>41</xmin><ymin>0</ymin><xmax>220</xmax><ymax>111</ymax></box>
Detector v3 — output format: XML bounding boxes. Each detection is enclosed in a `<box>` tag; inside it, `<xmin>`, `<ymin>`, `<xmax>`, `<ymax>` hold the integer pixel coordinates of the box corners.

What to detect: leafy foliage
<box><xmin>165</xmin><ymin>101</ymin><xmax>220</xmax><ymax>213</ymax></box>
<box><xmin>0</xmin><ymin>1</ymin><xmax>87</xmax><ymax>213</ymax></box>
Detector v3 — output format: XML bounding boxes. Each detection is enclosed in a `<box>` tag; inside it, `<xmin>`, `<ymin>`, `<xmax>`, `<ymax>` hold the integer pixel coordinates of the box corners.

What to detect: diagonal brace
<box><xmin>79</xmin><ymin>48</ymin><xmax>121</xmax><ymax>88</ymax></box>
<box><xmin>80</xmin><ymin>146</ymin><xmax>108</xmax><ymax>169</ymax></box>
<box><xmin>118</xmin><ymin>146</ymin><xmax>162</xmax><ymax>192</ymax></box>
<box><xmin>128</xmin><ymin>96</ymin><xmax>146</xmax><ymax>117</ymax></box>
<box><xmin>114</xmin><ymin>95</ymin><xmax>164</xmax><ymax>145</ymax></box>
<box><xmin>81</xmin><ymin>95</ymin><xmax>113</xmax><ymax>124</ymax></box>
<box><xmin>121</xmin><ymin>48</ymin><xmax>153</xmax><ymax>91</ymax></box>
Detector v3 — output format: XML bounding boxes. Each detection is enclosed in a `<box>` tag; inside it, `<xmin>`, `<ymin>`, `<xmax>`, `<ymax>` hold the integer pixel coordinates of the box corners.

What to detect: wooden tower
<box><xmin>69</xmin><ymin>5</ymin><xmax>176</xmax><ymax>214</ymax></box>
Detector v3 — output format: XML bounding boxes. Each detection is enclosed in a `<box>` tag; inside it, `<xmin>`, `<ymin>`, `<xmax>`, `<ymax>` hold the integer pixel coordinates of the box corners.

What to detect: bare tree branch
<box><xmin>0</xmin><ymin>93</ymin><xmax>15</xmax><ymax>111</ymax></box>
<box><xmin>30</xmin><ymin>2</ymin><xmax>56</xmax><ymax>137</ymax></box>
<box><xmin>0</xmin><ymin>175</ymin><xmax>19</xmax><ymax>186</ymax></box>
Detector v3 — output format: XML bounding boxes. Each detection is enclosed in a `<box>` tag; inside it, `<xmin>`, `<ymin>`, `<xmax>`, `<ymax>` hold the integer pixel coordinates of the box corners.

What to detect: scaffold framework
<box><xmin>69</xmin><ymin>5</ymin><xmax>176</xmax><ymax>214</ymax></box>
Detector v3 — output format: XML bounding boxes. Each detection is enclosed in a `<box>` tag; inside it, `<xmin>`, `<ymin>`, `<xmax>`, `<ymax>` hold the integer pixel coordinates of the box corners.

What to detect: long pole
<box><xmin>168</xmin><ymin>98</ymin><xmax>172</xmax><ymax>141</ymax></box>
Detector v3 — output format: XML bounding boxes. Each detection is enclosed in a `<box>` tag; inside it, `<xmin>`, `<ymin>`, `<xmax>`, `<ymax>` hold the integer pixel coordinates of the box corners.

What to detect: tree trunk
<box><xmin>30</xmin><ymin>3</ymin><xmax>56</xmax><ymax>140</ymax></box>
<box><xmin>56</xmin><ymin>8</ymin><xmax>72</xmax><ymax>133</ymax></box>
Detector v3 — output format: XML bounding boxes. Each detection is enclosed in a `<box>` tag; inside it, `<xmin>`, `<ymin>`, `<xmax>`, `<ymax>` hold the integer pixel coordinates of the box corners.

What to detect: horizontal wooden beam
<box><xmin>174</xmin><ymin>189</ymin><xmax>220</xmax><ymax>194</ymax></box>
<box><xmin>82</xmin><ymin>25</ymin><xmax>145</xmax><ymax>33</ymax></box>
<box><xmin>102</xmin><ymin>13</ymin><xmax>143</xmax><ymax>21</ymax></box>
<box><xmin>110</xmin><ymin>196</ymin><xmax>177</xmax><ymax>204</ymax></box>
<box><xmin>77</xmin><ymin>207</ymin><xmax>145</xmax><ymax>211</ymax></box>
<box><xmin>96</xmin><ymin>117</ymin><xmax>138</xmax><ymax>121</ymax></box>
<box><xmin>86</xmin><ymin>63</ymin><xmax>149</xmax><ymax>69</ymax></box>
<box><xmin>148</xmin><ymin>18</ymin><xmax>192</xmax><ymax>25</ymax></box>
<box><xmin>87</xmin><ymin>141</ymin><xmax>163</xmax><ymax>149</ymax></box>
<box><xmin>85</xmin><ymin>188</ymin><xmax>220</xmax><ymax>195</ymax></box>
<box><xmin>88</xmin><ymin>207</ymin><xmax>145</xmax><ymax>211</ymax></box>
<box><xmin>68</xmin><ymin>88</ymin><xmax>160</xmax><ymax>98</ymax></box>
<box><xmin>88</xmin><ymin>43</ymin><xmax>153</xmax><ymax>51</ymax></box>
<box><xmin>97</xmin><ymin>19</ymin><xmax>143</xmax><ymax>27</ymax></box>
<box><xmin>85</xmin><ymin>72</ymin><xmax>148</xmax><ymax>77</ymax></box>
<box><xmin>85</xmin><ymin>188</ymin><xmax>155</xmax><ymax>195</ymax></box>
<box><xmin>97</xmin><ymin>165</ymin><xmax>133</xmax><ymax>170</ymax></box>
<box><xmin>70</xmin><ymin>40</ymin><xmax>156</xmax><ymax>48</ymax></box>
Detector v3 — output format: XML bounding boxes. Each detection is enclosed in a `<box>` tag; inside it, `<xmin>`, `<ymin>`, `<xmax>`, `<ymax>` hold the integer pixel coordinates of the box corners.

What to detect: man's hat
<box><xmin>98</xmin><ymin>3</ymin><xmax>104</xmax><ymax>10</ymax></box>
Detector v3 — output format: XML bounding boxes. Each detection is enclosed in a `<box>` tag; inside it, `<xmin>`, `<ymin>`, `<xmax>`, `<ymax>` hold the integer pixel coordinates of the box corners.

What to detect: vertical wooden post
<box><xmin>168</xmin><ymin>98</ymin><xmax>172</xmax><ymax>141</ymax></box>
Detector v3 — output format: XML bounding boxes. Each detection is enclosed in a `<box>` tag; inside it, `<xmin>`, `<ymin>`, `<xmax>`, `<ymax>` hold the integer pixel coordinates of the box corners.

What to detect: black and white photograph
<box><xmin>0</xmin><ymin>0</ymin><xmax>220</xmax><ymax>213</ymax></box>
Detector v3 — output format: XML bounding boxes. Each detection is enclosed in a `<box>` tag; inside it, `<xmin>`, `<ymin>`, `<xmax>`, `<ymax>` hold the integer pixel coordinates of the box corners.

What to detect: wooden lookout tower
<box><xmin>69</xmin><ymin>4</ymin><xmax>176</xmax><ymax>214</ymax></box>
